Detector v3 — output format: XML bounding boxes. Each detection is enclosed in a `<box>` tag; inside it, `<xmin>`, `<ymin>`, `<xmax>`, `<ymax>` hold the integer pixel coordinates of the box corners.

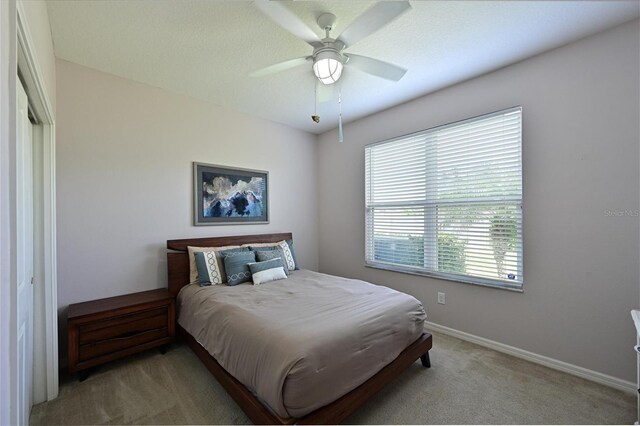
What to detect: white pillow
<box><xmin>252</xmin><ymin>267</ymin><xmax>287</xmax><ymax>285</ymax></box>
<box><xmin>187</xmin><ymin>245</ymin><xmax>241</xmax><ymax>284</ymax></box>
<box><xmin>242</xmin><ymin>240</ymin><xmax>296</xmax><ymax>271</ymax></box>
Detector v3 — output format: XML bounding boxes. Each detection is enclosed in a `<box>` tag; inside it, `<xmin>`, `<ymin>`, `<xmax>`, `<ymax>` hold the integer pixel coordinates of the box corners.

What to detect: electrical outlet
<box><xmin>437</xmin><ymin>292</ymin><xmax>445</xmax><ymax>305</ymax></box>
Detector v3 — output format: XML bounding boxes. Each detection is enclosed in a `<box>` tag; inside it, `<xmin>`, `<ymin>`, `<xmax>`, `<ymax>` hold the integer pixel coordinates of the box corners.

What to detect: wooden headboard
<box><xmin>166</xmin><ymin>233</ymin><xmax>293</xmax><ymax>297</ymax></box>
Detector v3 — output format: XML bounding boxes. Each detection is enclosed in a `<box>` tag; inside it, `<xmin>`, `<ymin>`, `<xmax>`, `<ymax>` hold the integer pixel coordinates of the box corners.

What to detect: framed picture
<box><xmin>193</xmin><ymin>162</ymin><xmax>269</xmax><ymax>226</ymax></box>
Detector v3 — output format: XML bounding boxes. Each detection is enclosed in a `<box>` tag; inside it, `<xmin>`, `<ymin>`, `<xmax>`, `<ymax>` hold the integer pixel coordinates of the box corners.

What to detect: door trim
<box><xmin>16</xmin><ymin>1</ymin><xmax>58</xmax><ymax>401</ymax></box>
<box><xmin>0</xmin><ymin>2</ymin><xmax>18</xmax><ymax>424</ymax></box>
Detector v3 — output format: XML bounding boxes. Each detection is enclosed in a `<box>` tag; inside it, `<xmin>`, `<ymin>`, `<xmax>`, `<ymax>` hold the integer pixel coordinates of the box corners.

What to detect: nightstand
<box><xmin>67</xmin><ymin>289</ymin><xmax>175</xmax><ymax>379</ymax></box>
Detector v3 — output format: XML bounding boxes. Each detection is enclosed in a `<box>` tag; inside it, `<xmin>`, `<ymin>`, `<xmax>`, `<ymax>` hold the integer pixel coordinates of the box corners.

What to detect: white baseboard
<box><xmin>424</xmin><ymin>321</ymin><xmax>636</xmax><ymax>394</ymax></box>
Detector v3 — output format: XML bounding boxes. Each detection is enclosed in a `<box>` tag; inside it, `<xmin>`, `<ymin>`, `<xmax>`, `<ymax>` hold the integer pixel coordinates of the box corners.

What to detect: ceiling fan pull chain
<box><xmin>338</xmin><ymin>86</ymin><xmax>343</xmax><ymax>143</ymax></box>
<box><xmin>311</xmin><ymin>81</ymin><xmax>320</xmax><ymax>123</ymax></box>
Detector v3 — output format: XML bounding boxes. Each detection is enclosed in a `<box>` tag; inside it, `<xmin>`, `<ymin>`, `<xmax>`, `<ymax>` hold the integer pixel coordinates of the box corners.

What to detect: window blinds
<box><xmin>365</xmin><ymin>107</ymin><xmax>523</xmax><ymax>290</ymax></box>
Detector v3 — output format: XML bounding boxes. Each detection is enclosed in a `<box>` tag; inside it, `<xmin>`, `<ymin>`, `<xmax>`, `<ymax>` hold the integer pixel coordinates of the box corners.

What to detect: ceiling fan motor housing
<box><xmin>317</xmin><ymin>13</ymin><xmax>337</xmax><ymax>32</ymax></box>
<box><xmin>312</xmin><ymin>12</ymin><xmax>344</xmax><ymax>86</ymax></box>
<box><xmin>313</xmin><ymin>12</ymin><xmax>343</xmax><ymax>65</ymax></box>
<box><xmin>313</xmin><ymin>45</ymin><xmax>343</xmax><ymax>64</ymax></box>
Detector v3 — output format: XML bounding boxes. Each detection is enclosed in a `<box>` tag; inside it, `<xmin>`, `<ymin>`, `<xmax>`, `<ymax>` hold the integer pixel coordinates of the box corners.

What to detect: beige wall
<box><xmin>317</xmin><ymin>19</ymin><xmax>640</xmax><ymax>382</ymax></box>
<box><xmin>56</xmin><ymin>60</ymin><xmax>319</xmax><ymax>360</ymax></box>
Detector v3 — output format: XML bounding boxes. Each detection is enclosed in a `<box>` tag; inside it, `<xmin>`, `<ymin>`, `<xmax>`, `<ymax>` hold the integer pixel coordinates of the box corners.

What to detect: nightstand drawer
<box><xmin>79</xmin><ymin>307</ymin><xmax>167</xmax><ymax>344</ymax></box>
<box><xmin>79</xmin><ymin>327</ymin><xmax>168</xmax><ymax>361</ymax></box>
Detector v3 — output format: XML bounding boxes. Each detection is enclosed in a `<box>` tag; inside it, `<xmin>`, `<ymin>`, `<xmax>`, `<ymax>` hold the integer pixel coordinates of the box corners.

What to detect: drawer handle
<box><xmin>115</xmin><ymin>331</ymin><xmax>144</xmax><ymax>339</ymax></box>
<box><xmin>110</xmin><ymin>328</ymin><xmax>163</xmax><ymax>341</ymax></box>
<box><xmin>88</xmin><ymin>328</ymin><xmax>165</xmax><ymax>345</ymax></box>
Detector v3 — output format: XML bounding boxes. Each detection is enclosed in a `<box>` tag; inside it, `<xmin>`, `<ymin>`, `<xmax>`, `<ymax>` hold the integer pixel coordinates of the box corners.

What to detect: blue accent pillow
<box><xmin>249</xmin><ymin>242</ymin><xmax>295</xmax><ymax>271</ymax></box>
<box><xmin>285</xmin><ymin>239</ymin><xmax>299</xmax><ymax>270</ymax></box>
<box><xmin>255</xmin><ymin>249</ymin><xmax>289</xmax><ymax>276</ymax></box>
<box><xmin>222</xmin><ymin>250</ymin><xmax>256</xmax><ymax>285</ymax></box>
<box><xmin>253</xmin><ymin>245</ymin><xmax>298</xmax><ymax>271</ymax></box>
<box><xmin>249</xmin><ymin>258</ymin><xmax>285</xmax><ymax>275</ymax></box>
<box><xmin>222</xmin><ymin>247</ymin><xmax>250</xmax><ymax>253</ymax></box>
<box><xmin>216</xmin><ymin>247</ymin><xmax>249</xmax><ymax>283</ymax></box>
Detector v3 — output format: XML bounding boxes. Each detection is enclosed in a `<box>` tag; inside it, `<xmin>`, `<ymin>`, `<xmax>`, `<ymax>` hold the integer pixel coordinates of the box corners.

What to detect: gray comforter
<box><xmin>177</xmin><ymin>269</ymin><xmax>426</xmax><ymax>418</ymax></box>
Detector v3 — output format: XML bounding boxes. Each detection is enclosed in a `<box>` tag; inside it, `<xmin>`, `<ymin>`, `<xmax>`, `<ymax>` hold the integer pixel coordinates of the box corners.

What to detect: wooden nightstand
<box><xmin>67</xmin><ymin>289</ymin><xmax>175</xmax><ymax>379</ymax></box>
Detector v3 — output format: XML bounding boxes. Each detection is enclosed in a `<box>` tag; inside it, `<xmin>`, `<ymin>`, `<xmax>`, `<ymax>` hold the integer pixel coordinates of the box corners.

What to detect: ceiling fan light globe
<box><xmin>313</xmin><ymin>51</ymin><xmax>343</xmax><ymax>85</ymax></box>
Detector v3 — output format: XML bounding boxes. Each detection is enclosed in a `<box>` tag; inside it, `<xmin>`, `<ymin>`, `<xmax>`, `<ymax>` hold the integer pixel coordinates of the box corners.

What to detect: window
<box><xmin>365</xmin><ymin>107</ymin><xmax>523</xmax><ymax>291</ymax></box>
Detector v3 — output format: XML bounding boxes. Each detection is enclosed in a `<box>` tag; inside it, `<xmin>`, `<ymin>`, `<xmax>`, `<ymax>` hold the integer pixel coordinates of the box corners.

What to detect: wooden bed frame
<box><xmin>167</xmin><ymin>233</ymin><xmax>432</xmax><ymax>425</ymax></box>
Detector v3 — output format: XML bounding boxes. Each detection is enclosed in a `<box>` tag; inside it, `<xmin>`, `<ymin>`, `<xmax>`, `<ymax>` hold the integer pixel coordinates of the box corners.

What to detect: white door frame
<box><xmin>16</xmin><ymin>76</ymin><xmax>34</xmax><ymax>425</ymax></box>
<box><xmin>0</xmin><ymin>1</ymin><xmax>18</xmax><ymax>423</ymax></box>
<box><xmin>16</xmin><ymin>1</ymin><xmax>58</xmax><ymax>402</ymax></box>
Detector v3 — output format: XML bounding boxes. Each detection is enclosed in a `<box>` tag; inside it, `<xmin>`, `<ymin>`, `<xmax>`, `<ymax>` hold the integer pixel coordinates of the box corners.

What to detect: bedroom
<box><xmin>0</xmin><ymin>0</ymin><xmax>639</xmax><ymax>424</ymax></box>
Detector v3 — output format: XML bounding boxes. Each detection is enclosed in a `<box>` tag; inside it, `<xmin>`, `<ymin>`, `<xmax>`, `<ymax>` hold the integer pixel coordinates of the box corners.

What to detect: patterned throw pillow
<box><xmin>187</xmin><ymin>245</ymin><xmax>247</xmax><ymax>284</ymax></box>
<box><xmin>247</xmin><ymin>240</ymin><xmax>296</xmax><ymax>271</ymax></box>
<box><xmin>255</xmin><ymin>249</ymin><xmax>289</xmax><ymax>276</ymax></box>
<box><xmin>285</xmin><ymin>239</ymin><xmax>299</xmax><ymax>270</ymax></box>
<box><xmin>248</xmin><ymin>259</ymin><xmax>288</xmax><ymax>285</ymax></box>
<box><xmin>194</xmin><ymin>251</ymin><xmax>222</xmax><ymax>286</ymax></box>
<box><xmin>222</xmin><ymin>250</ymin><xmax>256</xmax><ymax>286</ymax></box>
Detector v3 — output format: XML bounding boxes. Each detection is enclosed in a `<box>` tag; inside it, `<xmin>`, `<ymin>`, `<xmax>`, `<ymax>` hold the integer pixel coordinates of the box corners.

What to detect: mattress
<box><xmin>177</xmin><ymin>269</ymin><xmax>426</xmax><ymax>418</ymax></box>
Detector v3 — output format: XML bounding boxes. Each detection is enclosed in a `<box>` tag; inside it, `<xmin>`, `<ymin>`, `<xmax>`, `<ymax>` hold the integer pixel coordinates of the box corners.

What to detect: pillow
<box><xmin>245</xmin><ymin>240</ymin><xmax>295</xmax><ymax>271</ymax></box>
<box><xmin>222</xmin><ymin>250</ymin><xmax>256</xmax><ymax>286</ymax></box>
<box><xmin>187</xmin><ymin>245</ymin><xmax>246</xmax><ymax>284</ymax></box>
<box><xmin>248</xmin><ymin>259</ymin><xmax>288</xmax><ymax>285</ymax></box>
<box><xmin>255</xmin><ymin>249</ymin><xmax>289</xmax><ymax>275</ymax></box>
<box><xmin>285</xmin><ymin>239</ymin><xmax>299</xmax><ymax>270</ymax></box>
<box><xmin>194</xmin><ymin>251</ymin><xmax>222</xmax><ymax>286</ymax></box>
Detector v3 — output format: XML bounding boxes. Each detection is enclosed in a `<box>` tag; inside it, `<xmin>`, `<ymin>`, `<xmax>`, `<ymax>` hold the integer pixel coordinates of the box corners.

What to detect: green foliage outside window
<box><xmin>437</xmin><ymin>233</ymin><xmax>467</xmax><ymax>274</ymax></box>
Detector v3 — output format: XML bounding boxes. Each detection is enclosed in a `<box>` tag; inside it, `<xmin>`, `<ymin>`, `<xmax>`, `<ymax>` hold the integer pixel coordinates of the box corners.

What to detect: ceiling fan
<box><xmin>251</xmin><ymin>0</ymin><xmax>411</xmax><ymax>85</ymax></box>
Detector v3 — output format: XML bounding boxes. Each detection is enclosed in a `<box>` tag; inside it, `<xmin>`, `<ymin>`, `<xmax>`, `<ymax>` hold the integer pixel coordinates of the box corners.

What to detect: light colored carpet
<box><xmin>30</xmin><ymin>332</ymin><xmax>635</xmax><ymax>425</ymax></box>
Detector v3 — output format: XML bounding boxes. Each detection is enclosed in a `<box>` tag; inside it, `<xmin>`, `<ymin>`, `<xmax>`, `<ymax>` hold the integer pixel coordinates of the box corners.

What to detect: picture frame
<box><xmin>193</xmin><ymin>162</ymin><xmax>269</xmax><ymax>226</ymax></box>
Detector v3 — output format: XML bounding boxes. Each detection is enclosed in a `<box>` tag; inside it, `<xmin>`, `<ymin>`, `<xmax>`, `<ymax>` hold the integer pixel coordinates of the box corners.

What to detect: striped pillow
<box><xmin>285</xmin><ymin>239</ymin><xmax>299</xmax><ymax>270</ymax></box>
<box><xmin>194</xmin><ymin>251</ymin><xmax>222</xmax><ymax>286</ymax></box>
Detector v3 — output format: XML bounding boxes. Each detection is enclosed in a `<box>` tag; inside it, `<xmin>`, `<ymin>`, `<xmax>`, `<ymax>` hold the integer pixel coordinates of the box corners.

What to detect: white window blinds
<box><xmin>365</xmin><ymin>107</ymin><xmax>523</xmax><ymax>290</ymax></box>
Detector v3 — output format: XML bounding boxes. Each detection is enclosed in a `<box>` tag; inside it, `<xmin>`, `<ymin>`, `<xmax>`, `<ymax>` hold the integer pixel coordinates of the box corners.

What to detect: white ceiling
<box><xmin>47</xmin><ymin>1</ymin><xmax>639</xmax><ymax>134</ymax></box>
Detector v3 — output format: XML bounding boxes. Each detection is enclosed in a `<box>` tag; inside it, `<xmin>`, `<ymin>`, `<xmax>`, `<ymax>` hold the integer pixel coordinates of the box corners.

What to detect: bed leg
<box><xmin>420</xmin><ymin>352</ymin><xmax>431</xmax><ymax>368</ymax></box>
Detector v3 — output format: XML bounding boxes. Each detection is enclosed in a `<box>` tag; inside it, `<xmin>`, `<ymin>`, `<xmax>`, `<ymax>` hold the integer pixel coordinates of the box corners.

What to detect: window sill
<box><xmin>364</xmin><ymin>262</ymin><xmax>524</xmax><ymax>293</ymax></box>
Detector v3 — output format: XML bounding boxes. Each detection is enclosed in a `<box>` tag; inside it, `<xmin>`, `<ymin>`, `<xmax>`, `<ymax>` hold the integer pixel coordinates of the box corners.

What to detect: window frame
<box><xmin>364</xmin><ymin>106</ymin><xmax>524</xmax><ymax>292</ymax></box>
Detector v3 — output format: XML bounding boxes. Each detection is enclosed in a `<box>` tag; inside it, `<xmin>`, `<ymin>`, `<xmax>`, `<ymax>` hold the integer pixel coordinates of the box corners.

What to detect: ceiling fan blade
<box><xmin>337</xmin><ymin>1</ymin><xmax>411</xmax><ymax>49</ymax></box>
<box><xmin>250</xmin><ymin>57</ymin><xmax>309</xmax><ymax>78</ymax></box>
<box><xmin>345</xmin><ymin>54</ymin><xmax>407</xmax><ymax>81</ymax></box>
<box><xmin>254</xmin><ymin>0</ymin><xmax>323</xmax><ymax>48</ymax></box>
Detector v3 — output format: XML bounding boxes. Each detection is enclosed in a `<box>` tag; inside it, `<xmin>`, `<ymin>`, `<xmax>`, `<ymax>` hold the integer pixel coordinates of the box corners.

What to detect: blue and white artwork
<box><xmin>194</xmin><ymin>163</ymin><xmax>268</xmax><ymax>225</ymax></box>
<box><xmin>202</xmin><ymin>174</ymin><xmax>265</xmax><ymax>218</ymax></box>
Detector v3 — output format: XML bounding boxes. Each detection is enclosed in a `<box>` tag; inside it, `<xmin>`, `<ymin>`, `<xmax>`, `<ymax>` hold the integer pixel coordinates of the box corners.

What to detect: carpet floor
<box><xmin>30</xmin><ymin>331</ymin><xmax>635</xmax><ymax>425</ymax></box>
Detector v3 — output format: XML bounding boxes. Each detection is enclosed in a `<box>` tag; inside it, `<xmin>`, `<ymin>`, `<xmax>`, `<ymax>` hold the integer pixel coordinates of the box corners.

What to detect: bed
<box><xmin>167</xmin><ymin>233</ymin><xmax>432</xmax><ymax>424</ymax></box>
